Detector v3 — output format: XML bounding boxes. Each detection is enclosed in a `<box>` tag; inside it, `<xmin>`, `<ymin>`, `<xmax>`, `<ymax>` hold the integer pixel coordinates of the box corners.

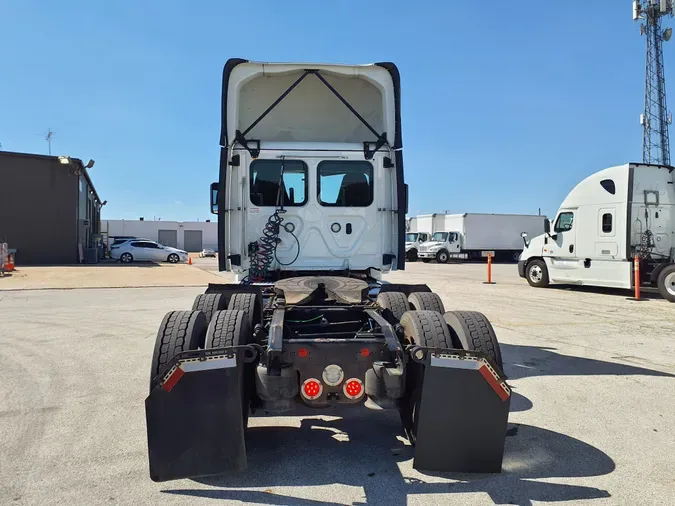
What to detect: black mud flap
<box><xmin>145</xmin><ymin>352</ymin><xmax>246</xmax><ymax>482</ymax></box>
<box><xmin>413</xmin><ymin>351</ymin><xmax>511</xmax><ymax>473</ymax></box>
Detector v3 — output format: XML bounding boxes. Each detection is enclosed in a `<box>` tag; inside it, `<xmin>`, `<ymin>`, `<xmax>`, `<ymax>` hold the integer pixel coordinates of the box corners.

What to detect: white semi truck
<box><xmin>144</xmin><ymin>59</ymin><xmax>512</xmax><ymax>482</ymax></box>
<box><xmin>519</xmin><ymin>163</ymin><xmax>675</xmax><ymax>302</ymax></box>
<box><xmin>417</xmin><ymin>213</ymin><xmax>547</xmax><ymax>263</ymax></box>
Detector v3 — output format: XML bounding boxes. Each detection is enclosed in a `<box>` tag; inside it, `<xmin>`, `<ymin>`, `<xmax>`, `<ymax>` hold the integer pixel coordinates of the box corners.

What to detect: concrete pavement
<box><xmin>1</xmin><ymin>263</ymin><xmax>674</xmax><ymax>505</ymax></box>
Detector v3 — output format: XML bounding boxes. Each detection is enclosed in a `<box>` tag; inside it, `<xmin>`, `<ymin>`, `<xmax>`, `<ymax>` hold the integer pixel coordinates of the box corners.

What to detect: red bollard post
<box><xmin>483</xmin><ymin>253</ymin><xmax>496</xmax><ymax>285</ymax></box>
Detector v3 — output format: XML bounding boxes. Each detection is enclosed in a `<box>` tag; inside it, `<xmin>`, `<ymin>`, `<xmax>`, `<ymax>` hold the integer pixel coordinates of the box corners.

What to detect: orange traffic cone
<box><xmin>188</xmin><ymin>256</ymin><xmax>192</xmax><ymax>265</ymax></box>
<box><xmin>5</xmin><ymin>254</ymin><xmax>15</xmax><ymax>272</ymax></box>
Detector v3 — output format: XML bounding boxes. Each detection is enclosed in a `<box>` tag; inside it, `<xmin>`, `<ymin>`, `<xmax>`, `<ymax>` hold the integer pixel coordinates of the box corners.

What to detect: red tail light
<box><xmin>343</xmin><ymin>378</ymin><xmax>364</xmax><ymax>400</ymax></box>
<box><xmin>301</xmin><ymin>378</ymin><xmax>323</xmax><ymax>400</ymax></box>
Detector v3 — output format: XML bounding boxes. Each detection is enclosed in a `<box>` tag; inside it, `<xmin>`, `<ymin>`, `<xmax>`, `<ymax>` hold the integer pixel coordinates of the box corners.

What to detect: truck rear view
<box><xmin>144</xmin><ymin>59</ymin><xmax>512</xmax><ymax>482</ymax></box>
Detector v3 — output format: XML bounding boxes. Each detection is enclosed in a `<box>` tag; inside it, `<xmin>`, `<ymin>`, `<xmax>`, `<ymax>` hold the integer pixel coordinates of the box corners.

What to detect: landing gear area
<box><xmin>145</xmin><ymin>276</ymin><xmax>511</xmax><ymax>482</ymax></box>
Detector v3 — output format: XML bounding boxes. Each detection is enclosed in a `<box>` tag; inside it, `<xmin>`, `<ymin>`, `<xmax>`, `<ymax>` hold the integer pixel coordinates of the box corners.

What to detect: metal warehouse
<box><xmin>102</xmin><ymin>220</ymin><xmax>217</xmax><ymax>252</ymax></box>
<box><xmin>0</xmin><ymin>151</ymin><xmax>103</xmax><ymax>265</ymax></box>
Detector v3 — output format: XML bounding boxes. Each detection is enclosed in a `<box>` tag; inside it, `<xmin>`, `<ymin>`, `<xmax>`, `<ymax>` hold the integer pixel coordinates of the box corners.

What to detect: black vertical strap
<box><xmin>311</xmin><ymin>70</ymin><xmax>384</xmax><ymax>141</ymax></box>
<box><xmin>241</xmin><ymin>71</ymin><xmax>312</xmax><ymax>137</ymax></box>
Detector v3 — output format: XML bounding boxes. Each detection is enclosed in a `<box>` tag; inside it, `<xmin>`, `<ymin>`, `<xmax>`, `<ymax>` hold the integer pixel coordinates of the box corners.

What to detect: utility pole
<box><xmin>634</xmin><ymin>1</ymin><xmax>673</xmax><ymax>165</ymax></box>
<box><xmin>45</xmin><ymin>129</ymin><xmax>54</xmax><ymax>155</ymax></box>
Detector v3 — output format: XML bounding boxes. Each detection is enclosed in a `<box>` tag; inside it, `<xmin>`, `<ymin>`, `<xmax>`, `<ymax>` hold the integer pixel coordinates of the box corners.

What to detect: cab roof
<box><xmin>220</xmin><ymin>59</ymin><xmax>402</xmax><ymax>152</ymax></box>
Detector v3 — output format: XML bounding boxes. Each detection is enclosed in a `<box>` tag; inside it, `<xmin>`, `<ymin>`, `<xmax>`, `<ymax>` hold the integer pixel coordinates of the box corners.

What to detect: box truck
<box><xmin>417</xmin><ymin>213</ymin><xmax>547</xmax><ymax>263</ymax></box>
<box><xmin>518</xmin><ymin>163</ymin><xmax>675</xmax><ymax>302</ymax></box>
<box><xmin>405</xmin><ymin>215</ymin><xmax>432</xmax><ymax>261</ymax></box>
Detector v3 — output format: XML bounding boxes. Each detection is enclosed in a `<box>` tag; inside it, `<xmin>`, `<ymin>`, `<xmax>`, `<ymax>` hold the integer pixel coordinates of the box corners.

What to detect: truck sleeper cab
<box><xmin>145</xmin><ymin>59</ymin><xmax>512</xmax><ymax>483</ymax></box>
<box><xmin>519</xmin><ymin>163</ymin><xmax>675</xmax><ymax>302</ymax></box>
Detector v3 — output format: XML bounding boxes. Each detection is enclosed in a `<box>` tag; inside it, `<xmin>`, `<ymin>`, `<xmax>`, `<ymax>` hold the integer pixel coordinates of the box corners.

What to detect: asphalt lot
<box><xmin>1</xmin><ymin>261</ymin><xmax>674</xmax><ymax>505</ymax></box>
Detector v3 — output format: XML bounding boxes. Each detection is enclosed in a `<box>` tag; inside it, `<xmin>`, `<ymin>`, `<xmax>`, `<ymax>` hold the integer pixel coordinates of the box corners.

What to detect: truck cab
<box><xmin>405</xmin><ymin>231</ymin><xmax>431</xmax><ymax>261</ymax></box>
<box><xmin>210</xmin><ymin>60</ymin><xmax>406</xmax><ymax>283</ymax></box>
<box><xmin>418</xmin><ymin>231</ymin><xmax>460</xmax><ymax>263</ymax></box>
<box><xmin>519</xmin><ymin>163</ymin><xmax>675</xmax><ymax>301</ymax></box>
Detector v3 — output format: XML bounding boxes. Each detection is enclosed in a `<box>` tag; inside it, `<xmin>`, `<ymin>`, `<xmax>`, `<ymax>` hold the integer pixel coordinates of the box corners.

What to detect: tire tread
<box><xmin>150</xmin><ymin>310</ymin><xmax>206</xmax><ymax>389</ymax></box>
<box><xmin>408</xmin><ymin>292</ymin><xmax>445</xmax><ymax>314</ymax></box>
<box><xmin>443</xmin><ymin>310</ymin><xmax>503</xmax><ymax>368</ymax></box>
<box><xmin>376</xmin><ymin>292</ymin><xmax>409</xmax><ymax>321</ymax></box>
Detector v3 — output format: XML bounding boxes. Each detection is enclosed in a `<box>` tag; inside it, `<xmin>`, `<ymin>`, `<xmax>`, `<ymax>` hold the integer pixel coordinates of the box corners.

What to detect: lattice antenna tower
<box><xmin>634</xmin><ymin>0</ymin><xmax>674</xmax><ymax>165</ymax></box>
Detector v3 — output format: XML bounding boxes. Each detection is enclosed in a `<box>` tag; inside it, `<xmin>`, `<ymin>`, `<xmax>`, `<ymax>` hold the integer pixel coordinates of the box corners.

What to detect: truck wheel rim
<box><xmin>530</xmin><ymin>265</ymin><xmax>542</xmax><ymax>282</ymax></box>
<box><xmin>666</xmin><ymin>272</ymin><xmax>675</xmax><ymax>296</ymax></box>
<box><xmin>440</xmin><ymin>253</ymin><xmax>447</xmax><ymax>261</ymax></box>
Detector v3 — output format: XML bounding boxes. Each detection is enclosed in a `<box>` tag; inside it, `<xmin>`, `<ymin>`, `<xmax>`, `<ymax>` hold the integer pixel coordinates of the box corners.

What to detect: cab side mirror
<box><xmin>544</xmin><ymin>218</ymin><xmax>551</xmax><ymax>234</ymax></box>
<box><xmin>210</xmin><ymin>182</ymin><xmax>218</xmax><ymax>214</ymax></box>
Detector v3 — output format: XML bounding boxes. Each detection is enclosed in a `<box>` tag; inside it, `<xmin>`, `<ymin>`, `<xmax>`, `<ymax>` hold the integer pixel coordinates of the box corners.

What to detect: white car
<box><xmin>199</xmin><ymin>248</ymin><xmax>216</xmax><ymax>258</ymax></box>
<box><xmin>111</xmin><ymin>240</ymin><xmax>189</xmax><ymax>264</ymax></box>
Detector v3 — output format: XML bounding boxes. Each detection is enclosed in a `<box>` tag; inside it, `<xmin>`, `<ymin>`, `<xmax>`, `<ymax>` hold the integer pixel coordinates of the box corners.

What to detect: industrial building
<box><xmin>0</xmin><ymin>151</ymin><xmax>103</xmax><ymax>264</ymax></box>
<box><xmin>102</xmin><ymin>220</ymin><xmax>217</xmax><ymax>252</ymax></box>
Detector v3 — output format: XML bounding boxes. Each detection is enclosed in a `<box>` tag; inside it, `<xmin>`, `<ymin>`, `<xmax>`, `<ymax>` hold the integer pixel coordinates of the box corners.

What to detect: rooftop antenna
<box><xmin>45</xmin><ymin>129</ymin><xmax>54</xmax><ymax>155</ymax></box>
<box><xmin>634</xmin><ymin>0</ymin><xmax>673</xmax><ymax>165</ymax></box>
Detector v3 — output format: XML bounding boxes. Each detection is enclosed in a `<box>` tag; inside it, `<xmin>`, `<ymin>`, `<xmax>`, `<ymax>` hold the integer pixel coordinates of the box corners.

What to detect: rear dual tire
<box><xmin>191</xmin><ymin>292</ymin><xmax>260</xmax><ymax>328</ymax></box>
<box><xmin>398</xmin><ymin>309</ymin><xmax>504</xmax><ymax>445</ymax></box>
<box><xmin>149</xmin><ymin>310</ymin><xmax>207</xmax><ymax>392</ymax></box>
<box><xmin>443</xmin><ymin>310</ymin><xmax>503</xmax><ymax>369</ymax></box>
<box><xmin>399</xmin><ymin>310</ymin><xmax>453</xmax><ymax>445</ymax></box>
<box><xmin>376</xmin><ymin>291</ymin><xmax>446</xmax><ymax>322</ymax></box>
<box><xmin>192</xmin><ymin>293</ymin><xmax>228</xmax><ymax>325</ymax></box>
<box><xmin>206</xmin><ymin>310</ymin><xmax>255</xmax><ymax>426</ymax></box>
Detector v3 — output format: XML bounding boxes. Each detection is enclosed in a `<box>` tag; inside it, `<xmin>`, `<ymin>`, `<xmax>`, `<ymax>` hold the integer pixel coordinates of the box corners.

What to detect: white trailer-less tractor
<box><xmin>519</xmin><ymin>163</ymin><xmax>675</xmax><ymax>301</ymax></box>
<box><xmin>145</xmin><ymin>60</ymin><xmax>511</xmax><ymax>482</ymax></box>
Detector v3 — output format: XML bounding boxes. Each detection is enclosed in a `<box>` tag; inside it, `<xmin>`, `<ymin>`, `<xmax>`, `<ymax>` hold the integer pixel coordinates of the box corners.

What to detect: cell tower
<box><xmin>634</xmin><ymin>1</ymin><xmax>674</xmax><ymax>165</ymax></box>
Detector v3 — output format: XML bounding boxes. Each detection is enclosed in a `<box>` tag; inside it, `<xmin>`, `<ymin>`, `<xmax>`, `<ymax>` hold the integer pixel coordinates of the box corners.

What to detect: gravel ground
<box><xmin>1</xmin><ymin>262</ymin><xmax>674</xmax><ymax>505</ymax></box>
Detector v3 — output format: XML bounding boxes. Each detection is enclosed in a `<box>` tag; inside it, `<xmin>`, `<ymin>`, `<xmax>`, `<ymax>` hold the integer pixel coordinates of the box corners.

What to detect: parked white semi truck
<box><xmin>144</xmin><ymin>59</ymin><xmax>512</xmax><ymax>482</ymax></box>
<box><xmin>417</xmin><ymin>213</ymin><xmax>547</xmax><ymax>263</ymax></box>
<box><xmin>518</xmin><ymin>163</ymin><xmax>675</xmax><ymax>302</ymax></box>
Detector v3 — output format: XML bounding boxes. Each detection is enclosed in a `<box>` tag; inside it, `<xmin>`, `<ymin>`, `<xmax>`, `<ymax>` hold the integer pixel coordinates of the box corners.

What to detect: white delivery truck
<box><xmin>405</xmin><ymin>215</ymin><xmax>432</xmax><ymax>261</ymax></box>
<box><xmin>518</xmin><ymin>163</ymin><xmax>675</xmax><ymax>302</ymax></box>
<box><xmin>417</xmin><ymin>213</ymin><xmax>547</xmax><ymax>263</ymax></box>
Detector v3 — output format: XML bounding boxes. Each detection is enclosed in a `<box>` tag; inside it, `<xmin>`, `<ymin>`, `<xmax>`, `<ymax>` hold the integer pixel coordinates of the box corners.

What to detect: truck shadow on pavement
<box><xmin>162</xmin><ymin>344</ymin><xmax>672</xmax><ymax>506</ymax></box>
<box><xmin>164</xmin><ymin>414</ymin><xmax>614</xmax><ymax>506</ymax></box>
<box><xmin>501</xmin><ymin>343</ymin><xmax>675</xmax><ymax>380</ymax></box>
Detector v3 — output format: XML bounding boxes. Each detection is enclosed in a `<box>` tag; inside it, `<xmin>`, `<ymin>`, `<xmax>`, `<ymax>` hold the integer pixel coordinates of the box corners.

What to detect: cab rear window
<box><xmin>318</xmin><ymin>161</ymin><xmax>373</xmax><ymax>207</ymax></box>
<box><xmin>250</xmin><ymin>160</ymin><xmax>307</xmax><ymax>207</ymax></box>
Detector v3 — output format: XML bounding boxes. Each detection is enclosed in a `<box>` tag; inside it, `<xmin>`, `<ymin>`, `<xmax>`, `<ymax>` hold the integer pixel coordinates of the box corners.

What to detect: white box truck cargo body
<box><xmin>519</xmin><ymin>163</ymin><xmax>675</xmax><ymax>301</ymax></box>
<box><xmin>418</xmin><ymin>213</ymin><xmax>546</xmax><ymax>263</ymax></box>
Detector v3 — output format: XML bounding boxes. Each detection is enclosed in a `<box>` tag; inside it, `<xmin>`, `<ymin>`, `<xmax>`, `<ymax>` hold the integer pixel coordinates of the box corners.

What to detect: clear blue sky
<box><xmin>1</xmin><ymin>0</ymin><xmax>671</xmax><ymax>221</ymax></box>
